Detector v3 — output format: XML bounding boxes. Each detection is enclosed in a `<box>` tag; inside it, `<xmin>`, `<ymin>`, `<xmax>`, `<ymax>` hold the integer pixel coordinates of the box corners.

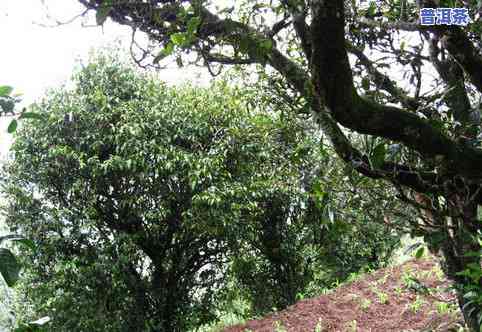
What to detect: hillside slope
<box><xmin>224</xmin><ymin>258</ymin><xmax>465</xmax><ymax>332</ymax></box>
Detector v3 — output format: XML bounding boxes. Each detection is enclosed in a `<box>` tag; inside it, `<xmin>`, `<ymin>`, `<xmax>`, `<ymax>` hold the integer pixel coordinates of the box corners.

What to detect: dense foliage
<box><xmin>2</xmin><ymin>56</ymin><xmax>401</xmax><ymax>331</ymax></box>
<box><xmin>77</xmin><ymin>0</ymin><xmax>482</xmax><ymax>329</ymax></box>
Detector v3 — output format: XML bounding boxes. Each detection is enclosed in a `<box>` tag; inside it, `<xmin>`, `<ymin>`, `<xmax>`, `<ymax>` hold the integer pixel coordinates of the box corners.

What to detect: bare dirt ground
<box><xmin>223</xmin><ymin>258</ymin><xmax>465</xmax><ymax>332</ymax></box>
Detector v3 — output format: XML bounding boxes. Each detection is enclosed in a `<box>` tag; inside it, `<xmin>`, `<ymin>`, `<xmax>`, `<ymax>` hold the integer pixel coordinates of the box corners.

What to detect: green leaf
<box><xmin>154</xmin><ymin>43</ymin><xmax>175</xmax><ymax>64</ymax></box>
<box><xmin>238</xmin><ymin>36</ymin><xmax>250</xmax><ymax>53</ymax></box>
<box><xmin>0</xmin><ymin>248</ymin><xmax>21</xmax><ymax>286</ymax></box>
<box><xmin>415</xmin><ymin>247</ymin><xmax>425</xmax><ymax>259</ymax></box>
<box><xmin>259</xmin><ymin>39</ymin><xmax>273</xmax><ymax>51</ymax></box>
<box><xmin>171</xmin><ymin>33</ymin><xmax>187</xmax><ymax>46</ymax></box>
<box><xmin>19</xmin><ymin>112</ymin><xmax>43</xmax><ymax>120</ymax></box>
<box><xmin>186</xmin><ymin>17</ymin><xmax>201</xmax><ymax>36</ymax></box>
<box><xmin>0</xmin><ymin>236</ymin><xmax>35</xmax><ymax>251</ymax></box>
<box><xmin>370</xmin><ymin>142</ymin><xmax>386</xmax><ymax>169</ymax></box>
<box><xmin>312</xmin><ymin>181</ymin><xmax>328</xmax><ymax>210</ymax></box>
<box><xmin>0</xmin><ymin>85</ymin><xmax>14</xmax><ymax>97</ymax></box>
<box><xmin>96</xmin><ymin>3</ymin><xmax>112</xmax><ymax>25</ymax></box>
<box><xmin>14</xmin><ymin>320</ymin><xmax>47</xmax><ymax>332</ymax></box>
<box><xmin>464</xmin><ymin>250</ymin><xmax>482</xmax><ymax>258</ymax></box>
<box><xmin>361</xmin><ymin>77</ymin><xmax>370</xmax><ymax>90</ymax></box>
<box><xmin>368</xmin><ymin>1</ymin><xmax>377</xmax><ymax>17</ymax></box>
<box><xmin>8</xmin><ymin>119</ymin><xmax>17</xmax><ymax>133</ymax></box>
<box><xmin>12</xmin><ymin>238</ymin><xmax>36</xmax><ymax>251</ymax></box>
<box><xmin>164</xmin><ymin>42</ymin><xmax>175</xmax><ymax>56</ymax></box>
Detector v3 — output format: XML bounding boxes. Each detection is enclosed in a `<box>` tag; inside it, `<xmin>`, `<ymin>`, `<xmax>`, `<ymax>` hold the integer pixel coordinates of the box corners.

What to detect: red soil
<box><xmin>223</xmin><ymin>258</ymin><xmax>464</xmax><ymax>332</ymax></box>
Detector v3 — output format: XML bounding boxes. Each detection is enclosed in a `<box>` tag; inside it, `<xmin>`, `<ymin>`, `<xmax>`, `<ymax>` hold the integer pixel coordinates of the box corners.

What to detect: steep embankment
<box><xmin>224</xmin><ymin>258</ymin><xmax>464</xmax><ymax>332</ymax></box>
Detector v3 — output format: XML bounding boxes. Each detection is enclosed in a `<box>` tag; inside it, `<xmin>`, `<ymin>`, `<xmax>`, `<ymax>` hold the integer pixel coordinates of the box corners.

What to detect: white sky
<box><xmin>0</xmin><ymin>0</ymin><xmax>128</xmax><ymax>156</ymax></box>
<box><xmin>2</xmin><ymin>1</ymin><xmax>133</xmax><ymax>103</ymax></box>
<box><xmin>0</xmin><ymin>0</ymin><xmax>207</xmax><ymax>157</ymax></box>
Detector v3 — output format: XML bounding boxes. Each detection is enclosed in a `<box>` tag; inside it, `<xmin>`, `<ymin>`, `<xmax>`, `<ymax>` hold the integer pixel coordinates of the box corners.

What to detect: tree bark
<box><xmin>439</xmin><ymin>200</ymin><xmax>481</xmax><ymax>332</ymax></box>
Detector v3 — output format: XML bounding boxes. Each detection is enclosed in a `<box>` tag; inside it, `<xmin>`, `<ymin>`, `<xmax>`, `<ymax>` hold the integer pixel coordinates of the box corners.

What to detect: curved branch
<box><xmin>264</xmin><ymin>46</ymin><xmax>445</xmax><ymax>195</ymax></box>
<box><xmin>310</xmin><ymin>0</ymin><xmax>482</xmax><ymax>179</ymax></box>
<box><xmin>77</xmin><ymin>1</ymin><xmax>482</xmax><ymax>191</ymax></box>
<box><xmin>200</xmin><ymin>51</ymin><xmax>256</xmax><ymax>65</ymax></box>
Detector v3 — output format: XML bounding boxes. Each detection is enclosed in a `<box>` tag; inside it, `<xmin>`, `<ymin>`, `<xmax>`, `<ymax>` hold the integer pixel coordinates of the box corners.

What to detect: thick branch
<box><xmin>200</xmin><ymin>52</ymin><xmax>256</xmax><ymax>65</ymax></box>
<box><xmin>77</xmin><ymin>1</ymin><xmax>482</xmax><ymax>188</ymax></box>
<box><xmin>310</xmin><ymin>0</ymin><xmax>482</xmax><ymax>179</ymax></box>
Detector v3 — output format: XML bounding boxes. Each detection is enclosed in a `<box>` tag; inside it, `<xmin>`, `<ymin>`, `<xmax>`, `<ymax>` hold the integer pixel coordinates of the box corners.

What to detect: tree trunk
<box><xmin>439</xmin><ymin>200</ymin><xmax>481</xmax><ymax>332</ymax></box>
<box><xmin>440</xmin><ymin>245</ymin><xmax>481</xmax><ymax>331</ymax></box>
<box><xmin>150</xmin><ymin>264</ymin><xmax>185</xmax><ymax>332</ymax></box>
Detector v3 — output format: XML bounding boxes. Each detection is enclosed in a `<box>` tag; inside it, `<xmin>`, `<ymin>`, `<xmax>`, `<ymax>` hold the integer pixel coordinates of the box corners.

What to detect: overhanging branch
<box><xmin>310</xmin><ymin>0</ymin><xmax>482</xmax><ymax>179</ymax></box>
<box><xmin>76</xmin><ymin>0</ymin><xmax>482</xmax><ymax>191</ymax></box>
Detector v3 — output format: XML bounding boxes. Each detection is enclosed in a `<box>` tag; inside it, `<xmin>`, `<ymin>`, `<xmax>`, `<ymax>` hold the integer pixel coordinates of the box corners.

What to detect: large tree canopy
<box><xmin>3</xmin><ymin>55</ymin><xmax>401</xmax><ymax>331</ymax></box>
<box><xmin>75</xmin><ymin>0</ymin><xmax>482</xmax><ymax>330</ymax></box>
<box><xmin>77</xmin><ymin>0</ymin><xmax>482</xmax><ymax>188</ymax></box>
